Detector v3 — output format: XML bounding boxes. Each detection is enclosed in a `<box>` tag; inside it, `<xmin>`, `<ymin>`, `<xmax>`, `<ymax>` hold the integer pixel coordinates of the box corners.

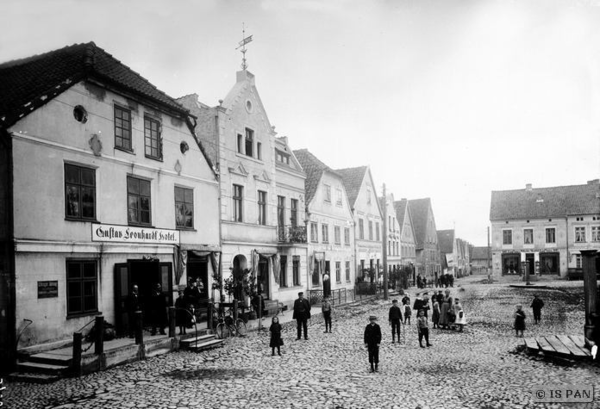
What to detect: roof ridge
<box><xmin>0</xmin><ymin>42</ymin><xmax>93</xmax><ymax>67</ymax></box>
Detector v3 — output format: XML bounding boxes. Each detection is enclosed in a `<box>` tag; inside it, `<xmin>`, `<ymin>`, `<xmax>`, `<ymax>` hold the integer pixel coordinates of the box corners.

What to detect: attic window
<box><xmin>245</xmin><ymin>100</ymin><xmax>253</xmax><ymax>113</ymax></box>
<box><xmin>73</xmin><ymin>106</ymin><xmax>88</xmax><ymax>123</ymax></box>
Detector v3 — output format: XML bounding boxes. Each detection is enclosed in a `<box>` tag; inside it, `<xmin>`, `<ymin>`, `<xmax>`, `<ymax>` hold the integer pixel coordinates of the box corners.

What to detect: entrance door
<box><xmin>114</xmin><ymin>263</ymin><xmax>129</xmax><ymax>337</ymax></box>
<box><xmin>258</xmin><ymin>256</ymin><xmax>270</xmax><ymax>299</ymax></box>
<box><xmin>525</xmin><ymin>254</ymin><xmax>535</xmax><ymax>276</ymax></box>
<box><xmin>188</xmin><ymin>255</ymin><xmax>209</xmax><ymax>300</ymax></box>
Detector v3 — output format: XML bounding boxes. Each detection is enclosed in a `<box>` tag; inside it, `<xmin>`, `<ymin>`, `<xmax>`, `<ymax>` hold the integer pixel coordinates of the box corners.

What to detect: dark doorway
<box><xmin>257</xmin><ymin>256</ymin><xmax>269</xmax><ymax>299</ymax></box>
<box><xmin>114</xmin><ymin>260</ymin><xmax>172</xmax><ymax>337</ymax></box>
<box><xmin>525</xmin><ymin>254</ymin><xmax>535</xmax><ymax>276</ymax></box>
<box><xmin>501</xmin><ymin>253</ymin><xmax>520</xmax><ymax>275</ymax></box>
<box><xmin>540</xmin><ymin>253</ymin><xmax>559</xmax><ymax>275</ymax></box>
<box><xmin>323</xmin><ymin>260</ymin><xmax>331</xmax><ymax>297</ymax></box>
<box><xmin>187</xmin><ymin>254</ymin><xmax>209</xmax><ymax>300</ymax></box>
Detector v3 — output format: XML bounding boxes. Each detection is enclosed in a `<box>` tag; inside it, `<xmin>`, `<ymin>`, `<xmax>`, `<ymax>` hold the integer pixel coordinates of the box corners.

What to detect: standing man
<box><xmin>531</xmin><ymin>295</ymin><xmax>544</xmax><ymax>324</ymax></box>
<box><xmin>293</xmin><ymin>292</ymin><xmax>311</xmax><ymax>340</ymax></box>
<box><xmin>388</xmin><ymin>299</ymin><xmax>403</xmax><ymax>344</ymax></box>
<box><xmin>364</xmin><ymin>315</ymin><xmax>382</xmax><ymax>372</ymax></box>
<box><xmin>150</xmin><ymin>283</ymin><xmax>167</xmax><ymax>336</ymax></box>
<box><xmin>127</xmin><ymin>284</ymin><xmax>141</xmax><ymax>338</ymax></box>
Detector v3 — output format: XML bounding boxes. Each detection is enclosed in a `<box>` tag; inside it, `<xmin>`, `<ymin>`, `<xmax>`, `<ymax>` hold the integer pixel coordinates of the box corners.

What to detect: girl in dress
<box><xmin>270</xmin><ymin>316</ymin><xmax>283</xmax><ymax>356</ymax></box>
<box><xmin>453</xmin><ymin>298</ymin><xmax>467</xmax><ymax>332</ymax></box>
<box><xmin>432</xmin><ymin>298</ymin><xmax>440</xmax><ymax>329</ymax></box>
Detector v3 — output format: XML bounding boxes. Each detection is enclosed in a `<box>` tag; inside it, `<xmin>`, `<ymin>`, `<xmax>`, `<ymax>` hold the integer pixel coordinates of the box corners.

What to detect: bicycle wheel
<box><xmin>216</xmin><ymin>323</ymin><xmax>226</xmax><ymax>339</ymax></box>
<box><xmin>235</xmin><ymin>319</ymin><xmax>247</xmax><ymax>337</ymax></box>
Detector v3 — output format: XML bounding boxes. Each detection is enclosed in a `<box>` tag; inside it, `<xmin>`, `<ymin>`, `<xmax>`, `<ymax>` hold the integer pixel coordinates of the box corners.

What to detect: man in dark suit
<box><xmin>293</xmin><ymin>292</ymin><xmax>311</xmax><ymax>340</ymax></box>
<box><xmin>127</xmin><ymin>285</ymin><xmax>141</xmax><ymax>338</ymax></box>
<box><xmin>364</xmin><ymin>315</ymin><xmax>382</xmax><ymax>372</ymax></box>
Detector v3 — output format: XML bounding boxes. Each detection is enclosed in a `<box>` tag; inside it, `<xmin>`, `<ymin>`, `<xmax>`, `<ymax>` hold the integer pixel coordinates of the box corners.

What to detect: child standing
<box><xmin>530</xmin><ymin>295</ymin><xmax>544</xmax><ymax>324</ymax></box>
<box><xmin>403</xmin><ymin>299</ymin><xmax>412</xmax><ymax>325</ymax></box>
<box><xmin>322</xmin><ymin>297</ymin><xmax>333</xmax><ymax>333</ymax></box>
<box><xmin>514</xmin><ymin>304</ymin><xmax>526</xmax><ymax>337</ymax></box>
<box><xmin>431</xmin><ymin>298</ymin><xmax>440</xmax><ymax>329</ymax></box>
<box><xmin>417</xmin><ymin>310</ymin><xmax>432</xmax><ymax>348</ymax></box>
<box><xmin>269</xmin><ymin>316</ymin><xmax>283</xmax><ymax>356</ymax></box>
<box><xmin>388</xmin><ymin>299</ymin><xmax>403</xmax><ymax>343</ymax></box>
<box><xmin>175</xmin><ymin>290</ymin><xmax>186</xmax><ymax>335</ymax></box>
<box><xmin>364</xmin><ymin>316</ymin><xmax>382</xmax><ymax>373</ymax></box>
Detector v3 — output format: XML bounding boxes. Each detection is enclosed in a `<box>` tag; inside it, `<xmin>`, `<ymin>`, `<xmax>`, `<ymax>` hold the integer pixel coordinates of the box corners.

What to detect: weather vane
<box><xmin>236</xmin><ymin>23</ymin><xmax>253</xmax><ymax>71</ymax></box>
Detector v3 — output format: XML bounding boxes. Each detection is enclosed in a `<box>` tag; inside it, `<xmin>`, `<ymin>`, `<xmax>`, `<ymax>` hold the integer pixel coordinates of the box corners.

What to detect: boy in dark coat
<box><xmin>531</xmin><ymin>295</ymin><xmax>544</xmax><ymax>324</ymax></box>
<box><xmin>364</xmin><ymin>315</ymin><xmax>382</xmax><ymax>372</ymax></box>
<box><xmin>388</xmin><ymin>299</ymin><xmax>403</xmax><ymax>343</ymax></box>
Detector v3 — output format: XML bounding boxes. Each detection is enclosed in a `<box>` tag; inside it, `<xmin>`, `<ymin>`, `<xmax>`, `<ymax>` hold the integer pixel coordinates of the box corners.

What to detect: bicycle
<box><xmin>213</xmin><ymin>306</ymin><xmax>247</xmax><ymax>339</ymax></box>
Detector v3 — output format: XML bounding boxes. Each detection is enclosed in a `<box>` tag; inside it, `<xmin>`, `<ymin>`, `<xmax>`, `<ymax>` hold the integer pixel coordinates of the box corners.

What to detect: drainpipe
<box><xmin>565</xmin><ymin>216</ymin><xmax>569</xmax><ymax>277</ymax></box>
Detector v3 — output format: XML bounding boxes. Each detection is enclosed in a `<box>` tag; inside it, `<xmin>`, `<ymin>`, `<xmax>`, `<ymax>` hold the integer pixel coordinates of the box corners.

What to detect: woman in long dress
<box><xmin>453</xmin><ymin>298</ymin><xmax>466</xmax><ymax>332</ymax></box>
<box><xmin>439</xmin><ymin>289</ymin><xmax>452</xmax><ymax>329</ymax></box>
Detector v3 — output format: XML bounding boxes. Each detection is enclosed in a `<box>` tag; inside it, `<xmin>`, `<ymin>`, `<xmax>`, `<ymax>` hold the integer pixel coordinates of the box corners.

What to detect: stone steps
<box><xmin>180</xmin><ymin>334</ymin><xmax>224</xmax><ymax>352</ymax></box>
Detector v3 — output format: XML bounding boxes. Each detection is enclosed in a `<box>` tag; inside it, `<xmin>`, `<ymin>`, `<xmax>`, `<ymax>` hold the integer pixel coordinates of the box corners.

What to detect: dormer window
<box><xmin>276</xmin><ymin>149</ymin><xmax>290</xmax><ymax>165</ymax></box>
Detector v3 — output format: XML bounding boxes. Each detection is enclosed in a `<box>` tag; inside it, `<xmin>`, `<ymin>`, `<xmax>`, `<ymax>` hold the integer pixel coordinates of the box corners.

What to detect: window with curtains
<box><xmin>65</xmin><ymin>163</ymin><xmax>96</xmax><ymax>220</ymax></box>
<box><xmin>127</xmin><ymin>176</ymin><xmax>151</xmax><ymax>226</ymax></box>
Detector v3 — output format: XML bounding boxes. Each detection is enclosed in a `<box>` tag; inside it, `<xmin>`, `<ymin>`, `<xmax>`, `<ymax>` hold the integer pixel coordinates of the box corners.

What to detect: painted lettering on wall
<box><xmin>91</xmin><ymin>223</ymin><xmax>180</xmax><ymax>244</ymax></box>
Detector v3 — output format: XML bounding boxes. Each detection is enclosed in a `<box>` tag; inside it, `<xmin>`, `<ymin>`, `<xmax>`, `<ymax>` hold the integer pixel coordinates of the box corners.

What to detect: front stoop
<box><xmin>179</xmin><ymin>334</ymin><xmax>224</xmax><ymax>352</ymax></box>
<box><xmin>9</xmin><ymin>353</ymin><xmax>72</xmax><ymax>383</ymax></box>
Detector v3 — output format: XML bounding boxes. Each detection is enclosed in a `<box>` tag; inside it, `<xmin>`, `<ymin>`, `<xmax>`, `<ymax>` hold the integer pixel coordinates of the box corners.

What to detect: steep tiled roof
<box><xmin>471</xmin><ymin>246</ymin><xmax>491</xmax><ymax>261</ymax></box>
<box><xmin>408</xmin><ymin>198</ymin><xmax>431</xmax><ymax>248</ymax></box>
<box><xmin>0</xmin><ymin>42</ymin><xmax>188</xmax><ymax>128</ymax></box>
<box><xmin>293</xmin><ymin>149</ymin><xmax>338</xmax><ymax>205</ymax></box>
<box><xmin>437</xmin><ymin>229</ymin><xmax>454</xmax><ymax>254</ymax></box>
<box><xmin>394</xmin><ymin>199</ymin><xmax>408</xmax><ymax>227</ymax></box>
<box><xmin>335</xmin><ymin>166</ymin><xmax>367</xmax><ymax>208</ymax></box>
<box><xmin>490</xmin><ymin>181</ymin><xmax>600</xmax><ymax>221</ymax></box>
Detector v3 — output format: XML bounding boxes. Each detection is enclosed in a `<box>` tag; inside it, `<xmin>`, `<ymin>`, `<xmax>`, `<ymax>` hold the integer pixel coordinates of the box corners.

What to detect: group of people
<box><xmin>174</xmin><ymin>277</ymin><xmax>205</xmax><ymax>335</ymax></box>
<box><xmin>513</xmin><ymin>294</ymin><xmax>545</xmax><ymax>337</ymax></box>
<box><xmin>127</xmin><ymin>283</ymin><xmax>169</xmax><ymax>337</ymax></box>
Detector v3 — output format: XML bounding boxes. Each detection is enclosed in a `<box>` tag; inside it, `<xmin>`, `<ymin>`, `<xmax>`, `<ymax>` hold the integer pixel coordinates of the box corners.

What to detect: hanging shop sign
<box><xmin>92</xmin><ymin>223</ymin><xmax>180</xmax><ymax>244</ymax></box>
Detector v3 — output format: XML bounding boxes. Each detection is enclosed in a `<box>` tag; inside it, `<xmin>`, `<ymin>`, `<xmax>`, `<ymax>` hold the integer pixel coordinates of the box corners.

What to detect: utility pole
<box><xmin>382</xmin><ymin>184</ymin><xmax>389</xmax><ymax>300</ymax></box>
<box><xmin>487</xmin><ymin>226</ymin><xmax>491</xmax><ymax>283</ymax></box>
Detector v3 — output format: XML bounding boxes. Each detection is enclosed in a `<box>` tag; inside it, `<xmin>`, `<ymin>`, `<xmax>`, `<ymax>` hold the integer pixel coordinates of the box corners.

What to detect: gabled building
<box><xmin>335</xmin><ymin>166</ymin><xmax>383</xmax><ymax>283</ymax></box>
<box><xmin>178</xmin><ymin>70</ymin><xmax>307</xmax><ymax>308</ymax></box>
<box><xmin>0</xmin><ymin>43</ymin><xmax>220</xmax><ymax>368</ymax></box>
<box><xmin>490</xmin><ymin>180</ymin><xmax>600</xmax><ymax>278</ymax></box>
<box><xmin>394</xmin><ymin>198</ymin><xmax>417</xmax><ymax>269</ymax></box>
<box><xmin>294</xmin><ymin>149</ymin><xmax>355</xmax><ymax>301</ymax></box>
<box><xmin>408</xmin><ymin>198</ymin><xmax>441</xmax><ymax>281</ymax></box>
<box><xmin>437</xmin><ymin>230</ymin><xmax>470</xmax><ymax>278</ymax></box>
<box><xmin>379</xmin><ymin>193</ymin><xmax>402</xmax><ymax>272</ymax></box>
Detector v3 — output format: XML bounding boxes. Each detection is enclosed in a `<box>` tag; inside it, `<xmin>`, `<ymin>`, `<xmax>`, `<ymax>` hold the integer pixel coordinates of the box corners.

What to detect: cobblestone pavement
<box><xmin>4</xmin><ymin>276</ymin><xmax>600</xmax><ymax>409</ymax></box>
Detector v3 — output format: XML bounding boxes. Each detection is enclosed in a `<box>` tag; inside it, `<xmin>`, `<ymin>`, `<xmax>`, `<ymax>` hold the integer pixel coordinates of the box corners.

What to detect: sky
<box><xmin>2</xmin><ymin>0</ymin><xmax>600</xmax><ymax>246</ymax></box>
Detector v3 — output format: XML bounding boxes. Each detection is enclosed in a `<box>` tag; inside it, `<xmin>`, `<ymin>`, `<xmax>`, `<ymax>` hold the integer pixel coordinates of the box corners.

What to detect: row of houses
<box><xmin>0</xmin><ymin>43</ymin><xmax>453</xmax><ymax>367</ymax></box>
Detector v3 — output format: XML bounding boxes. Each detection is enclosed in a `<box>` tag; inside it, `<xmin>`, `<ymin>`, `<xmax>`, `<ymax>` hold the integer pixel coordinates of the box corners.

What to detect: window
<box><xmin>67</xmin><ymin>260</ymin><xmax>97</xmax><ymax>316</ymax></box>
<box><xmin>65</xmin><ymin>164</ymin><xmax>95</xmax><ymax>220</ymax></box>
<box><xmin>359</xmin><ymin>219</ymin><xmax>365</xmax><ymax>239</ymax></box>
<box><xmin>336</xmin><ymin>261</ymin><xmax>341</xmax><ymax>283</ymax></box>
<box><xmin>322</xmin><ymin>223</ymin><xmax>329</xmax><ymax>243</ymax></box>
<box><xmin>334</xmin><ymin>226</ymin><xmax>341</xmax><ymax>245</ymax></box>
<box><xmin>368</xmin><ymin>220</ymin><xmax>373</xmax><ymax>240</ymax></box>
<box><xmin>523</xmin><ymin>229</ymin><xmax>533</xmax><ymax>245</ymax></box>
<box><xmin>546</xmin><ymin>228</ymin><xmax>556</xmax><ymax>244</ymax></box>
<box><xmin>280</xmin><ymin>256</ymin><xmax>287</xmax><ymax>287</ymax></box>
<box><xmin>367</xmin><ymin>188</ymin><xmax>372</xmax><ymax>204</ymax></box>
<box><xmin>376</xmin><ymin>222</ymin><xmax>380</xmax><ymax>241</ymax></box>
<box><xmin>344</xmin><ymin>227</ymin><xmax>350</xmax><ymax>246</ymax></box>
<box><xmin>114</xmin><ymin>105</ymin><xmax>132</xmax><ymax>151</ymax></box>
<box><xmin>324</xmin><ymin>185</ymin><xmax>332</xmax><ymax>203</ymax></box>
<box><xmin>127</xmin><ymin>176</ymin><xmax>151</xmax><ymax>225</ymax></box>
<box><xmin>345</xmin><ymin>261</ymin><xmax>350</xmax><ymax>282</ymax></box>
<box><xmin>277</xmin><ymin>195</ymin><xmax>285</xmax><ymax>228</ymax></box>
<box><xmin>592</xmin><ymin>226</ymin><xmax>600</xmax><ymax>242</ymax></box>
<box><xmin>293</xmin><ymin>256</ymin><xmax>301</xmax><ymax>286</ymax></box>
<box><xmin>257</xmin><ymin>142</ymin><xmax>262</xmax><ymax>160</ymax></box>
<box><xmin>312</xmin><ymin>259</ymin><xmax>320</xmax><ymax>286</ymax></box>
<box><xmin>175</xmin><ymin>186</ymin><xmax>194</xmax><ymax>228</ymax></box>
<box><xmin>575</xmin><ymin>227</ymin><xmax>586</xmax><ymax>243</ymax></box>
<box><xmin>237</xmin><ymin>134</ymin><xmax>243</xmax><ymax>154</ymax></box>
<box><xmin>576</xmin><ymin>254</ymin><xmax>582</xmax><ymax>268</ymax></box>
<box><xmin>233</xmin><ymin>184</ymin><xmax>243</xmax><ymax>222</ymax></box>
<box><xmin>245</xmin><ymin>128</ymin><xmax>254</xmax><ymax>158</ymax></box>
<box><xmin>336</xmin><ymin>188</ymin><xmax>343</xmax><ymax>207</ymax></box>
<box><xmin>502</xmin><ymin>230</ymin><xmax>512</xmax><ymax>245</ymax></box>
<box><xmin>258</xmin><ymin>191</ymin><xmax>267</xmax><ymax>225</ymax></box>
<box><xmin>144</xmin><ymin>116</ymin><xmax>162</xmax><ymax>160</ymax></box>
<box><xmin>290</xmin><ymin>199</ymin><xmax>298</xmax><ymax>227</ymax></box>
<box><xmin>276</xmin><ymin>150</ymin><xmax>289</xmax><ymax>164</ymax></box>
<box><xmin>311</xmin><ymin>222</ymin><xmax>319</xmax><ymax>242</ymax></box>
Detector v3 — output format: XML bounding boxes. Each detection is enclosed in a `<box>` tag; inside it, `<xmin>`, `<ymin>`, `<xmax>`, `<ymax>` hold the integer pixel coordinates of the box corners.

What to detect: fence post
<box><xmin>233</xmin><ymin>299</ymin><xmax>239</xmax><ymax>322</ymax></box>
<box><xmin>258</xmin><ymin>295</ymin><xmax>263</xmax><ymax>332</ymax></box>
<box><xmin>208</xmin><ymin>302</ymin><xmax>213</xmax><ymax>331</ymax></box>
<box><xmin>168</xmin><ymin>307</ymin><xmax>176</xmax><ymax>337</ymax></box>
<box><xmin>134</xmin><ymin>310</ymin><xmax>143</xmax><ymax>345</ymax></box>
<box><xmin>72</xmin><ymin>332</ymin><xmax>82</xmax><ymax>376</ymax></box>
<box><xmin>94</xmin><ymin>316</ymin><xmax>104</xmax><ymax>355</ymax></box>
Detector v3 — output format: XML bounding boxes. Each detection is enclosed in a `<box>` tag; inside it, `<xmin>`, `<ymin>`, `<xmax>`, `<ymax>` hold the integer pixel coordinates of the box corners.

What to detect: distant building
<box><xmin>0</xmin><ymin>43</ymin><xmax>220</xmax><ymax>367</ymax></box>
<box><xmin>294</xmin><ymin>149</ymin><xmax>355</xmax><ymax>300</ymax></box>
<box><xmin>379</xmin><ymin>194</ymin><xmax>402</xmax><ymax>272</ymax></box>
<box><xmin>394</xmin><ymin>199</ymin><xmax>417</xmax><ymax>269</ymax></box>
<box><xmin>470</xmin><ymin>246</ymin><xmax>491</xmax><ymax>272</ymax></box>
<box><xmin>335</xmin><ymin>167</ymin><xmax>383</xmax><ymax>284</ymax></box>
<box><xmin>437</xmin><ymin>230</ymin><xmax>470</xmax><ymax>278</ymax></box>
<box><xmin>489</xmin><ymin>180</ymin><xmax>600</xmax><ymax>278</ymax></box>
<box><xmin>408</xmin><ymin>198</ymin><xmax>441</xmax><ymax>281</ymax></box>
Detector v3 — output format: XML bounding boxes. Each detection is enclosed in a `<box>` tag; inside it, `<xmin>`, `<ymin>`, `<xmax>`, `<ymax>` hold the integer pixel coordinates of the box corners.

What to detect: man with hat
<box><xmin>364</xmin><ymin>315</ymin><xmax>382</xmax><ymax>372</ymax></box>
<box><xmin>293</xmin><ymin>292</ymin><xmax>311</xmax><ymax>340</ymax></box>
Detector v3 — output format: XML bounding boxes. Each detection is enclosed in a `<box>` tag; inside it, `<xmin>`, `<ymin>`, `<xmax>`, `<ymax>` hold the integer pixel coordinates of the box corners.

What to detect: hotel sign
<box><xmin>92</xmin><ymin>223</ymin><xmax>179</xmax><ymax>244</ymax></box>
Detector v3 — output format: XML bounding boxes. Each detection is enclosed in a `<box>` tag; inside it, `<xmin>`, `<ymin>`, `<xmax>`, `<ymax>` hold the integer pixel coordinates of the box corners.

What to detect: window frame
<box><xmin>345</xmin><ymin>261</ymin><xmax>351</xmax><ymax>282</ymax></box>
<box><xmin>502</xmin><ymin>229</ymin><xmax>512</xmax><ymax>245</ymax></box>
<box><xmin>290</xmin><ymin>199</ymin><xmax>298</xmax><ymax>227</ymax></box>
<box><xmin>324</xmin><ymin>184</ymin><xmax>332</xmax><ymax>203</ymax></box>
<box><xmin>310</xmin><ymin>222</ymin><xmax>319</xmax><ymax>243</ymax></box>
<box><xmin>336</xmin><ymin>188</ymin><xmax>343</xmax><ymax>207</ymax></box>
<box><xmin>334</xmin><ymin>225</ymin><xmax>341</xmax><ymax>245</ymax></box>
<box><xmin>523</xmin><ymin>228</ymin><xmax>534</xmax><ymax>245</ymax></box>
<box><xmin>359</xmin><ymin>219</ymin><xmax>365</xmax><ymax>240</ymax></box>
<box><xmin>233</xmin><ymin>184</ymin><xmax>244</xmax><ymax>222</ymax></box>
<box><xmin>258</xmin><ymin>190</ymin><xmax>267</xmax><ymax>225</ymax></box>
<box><xmin>237</xmin><ymin>134</ymin><xmax>244</xmax><ymax>154</ymax></box>
<box><xmin>575</xmin><ymin>226</ymin><xmax>586</xmax><ymax>243</ymax></box>
<box><xmin>335</xmin><ymin>261</ymin><xmax>341</xmax><ymax>283</ymax></box>
<box><xmin>245</xmin><ymin>128</ymin><xmax>254</xmax><ymax>158</ymax></box>
<box><xmin>322</xmin><ymin>223</ymin><xmax>329</xmax><ymax>244</ymax></box>
<box><xmin>592</xmin><ymin>226</ymin><xmax>600</xmax><ymax>242</ymax></box>
<box><xmin>293</xmin><ymin>256</ymin><xmax>301</xmax><ymax>286</ymax></box>
<box><xmin>344</xmin><ymin>227</ymin><xmax>350</xmax><ymax>246</ymax></box>
<box><xmin>174</xmin><ymin>186</ymin><xmax>194</xmax><ymax>229</ymax></box>
<box><xmin>114</xmin><ymin>105</ymin><xmax>132</xmax><ymax>152</ymax></box>
<box><xmin>376</xmin><ymin>222</ymin><xmax>380</xmax><ymax>241</ymax></box>
<box><xmin>65</xmin><ymin>163</ymin><xmax>96</xmax><ymax>221</ymax></box>
<box><xmin>66</xmin><ymin>259</ymin><xmax>98</xmax><ymax>317</ymax></box>
<box><xmin>143</xmin><ymin>116</ymin><xmax>162</xmax><ymax>160</ymax></box>
<box><xmin>368</xmin><ymin>220</ymin><xmax>373</xmax><ymax>241</ymax></box>
<box><xmin>545</xmin><ymin>227</ymin><xmax>556</xmax><ymax>244</ymax></box>
<box><xmin>127</xmin><ymin>176</ymin><xmax>152</xmax><ymax>226</ymax></box>
<box><xmin>279</xmin><ymin>255</ymin><xmax>288</xmax><ymax>287</ymax></box>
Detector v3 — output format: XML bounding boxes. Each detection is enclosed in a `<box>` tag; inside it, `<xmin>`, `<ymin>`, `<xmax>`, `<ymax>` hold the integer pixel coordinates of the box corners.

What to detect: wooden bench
<box><xmin>263</xmin><ymin>299</ymin><xmax>286</xmax><ymax>316</ymax></box>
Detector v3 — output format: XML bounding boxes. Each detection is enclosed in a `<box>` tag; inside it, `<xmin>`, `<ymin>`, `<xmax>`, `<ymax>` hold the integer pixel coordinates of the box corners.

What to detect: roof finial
<box><xmin>236</xmin><ymin>23</ymin><xmax>253</xmax><ymax>71</ymax></box>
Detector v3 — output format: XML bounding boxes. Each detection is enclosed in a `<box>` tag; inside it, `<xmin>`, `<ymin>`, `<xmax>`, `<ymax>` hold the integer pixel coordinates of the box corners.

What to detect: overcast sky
<box><xmin>3</xmin><ymin>0</ymin><xmax>600</xmax><ymax>246</ymax></box>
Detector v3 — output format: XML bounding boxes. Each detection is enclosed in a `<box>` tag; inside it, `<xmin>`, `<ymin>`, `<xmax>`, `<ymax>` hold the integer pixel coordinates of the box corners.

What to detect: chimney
<box><xmin>526</xmin><ymin>183</ymin><xmax>532</xmax><ymax>191</ymax></box>
<box><xmin>236</xmin><ymin>70</ymin><xmax>255</xmax><ymax>85</ymax></box>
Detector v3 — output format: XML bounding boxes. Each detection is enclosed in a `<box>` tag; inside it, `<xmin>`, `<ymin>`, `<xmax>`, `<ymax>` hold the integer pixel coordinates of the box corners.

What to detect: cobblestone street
<box><xmin>4</xmin><ymin>276</ymin><xmax>600</xmax><ymax>409</ymax></box>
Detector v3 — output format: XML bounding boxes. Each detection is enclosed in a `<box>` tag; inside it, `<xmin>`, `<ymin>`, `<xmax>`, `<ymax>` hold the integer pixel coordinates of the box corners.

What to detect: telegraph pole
<box><xmin>382</xmin><ymin>184</ymin><xmax>389</xmax><ymax>300</ymax></box>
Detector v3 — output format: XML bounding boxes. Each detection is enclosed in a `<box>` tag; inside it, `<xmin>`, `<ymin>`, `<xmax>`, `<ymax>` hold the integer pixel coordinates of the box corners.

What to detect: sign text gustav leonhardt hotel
<box><xmin>92</xmin><ymin>223</ymin><xmax>180</xmax><ymax>244</ymax></box>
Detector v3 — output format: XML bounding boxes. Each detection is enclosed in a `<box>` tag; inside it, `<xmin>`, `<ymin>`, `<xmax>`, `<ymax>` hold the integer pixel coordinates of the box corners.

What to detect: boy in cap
<box><xmin>388</xmin><ymin>299</ymin><xmax>403</xmax><ymax>343</ymax></box>
<box><xmin>364</xmin><ymin>315</ymin><xmax>382</xmax><ymax>372</ymax></box>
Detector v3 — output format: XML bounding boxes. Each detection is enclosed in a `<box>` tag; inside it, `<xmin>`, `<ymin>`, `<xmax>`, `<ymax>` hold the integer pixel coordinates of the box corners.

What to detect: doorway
<box><xmin>257</xmin><ymin>256</ymin><xmax>270</xmax><ymax>299</ymax></box>
<box><xmin>187</xmin><ymin>254</ymin><xmax>209</xmax><ymax>300</ymax></box>
<box><xmin>323</xmin><ymin>260</ymin><xmax>331</xmax><ymax>297</ymax></box>
<box><xmin>525</xmin><ymin>254</ymin><xmax>535</xmax><ymax>276</ymax></box>
<box><xmin>114</xmin><ymin>260</ymin><xmax>173</xmax><ymax>337</ymax></box>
